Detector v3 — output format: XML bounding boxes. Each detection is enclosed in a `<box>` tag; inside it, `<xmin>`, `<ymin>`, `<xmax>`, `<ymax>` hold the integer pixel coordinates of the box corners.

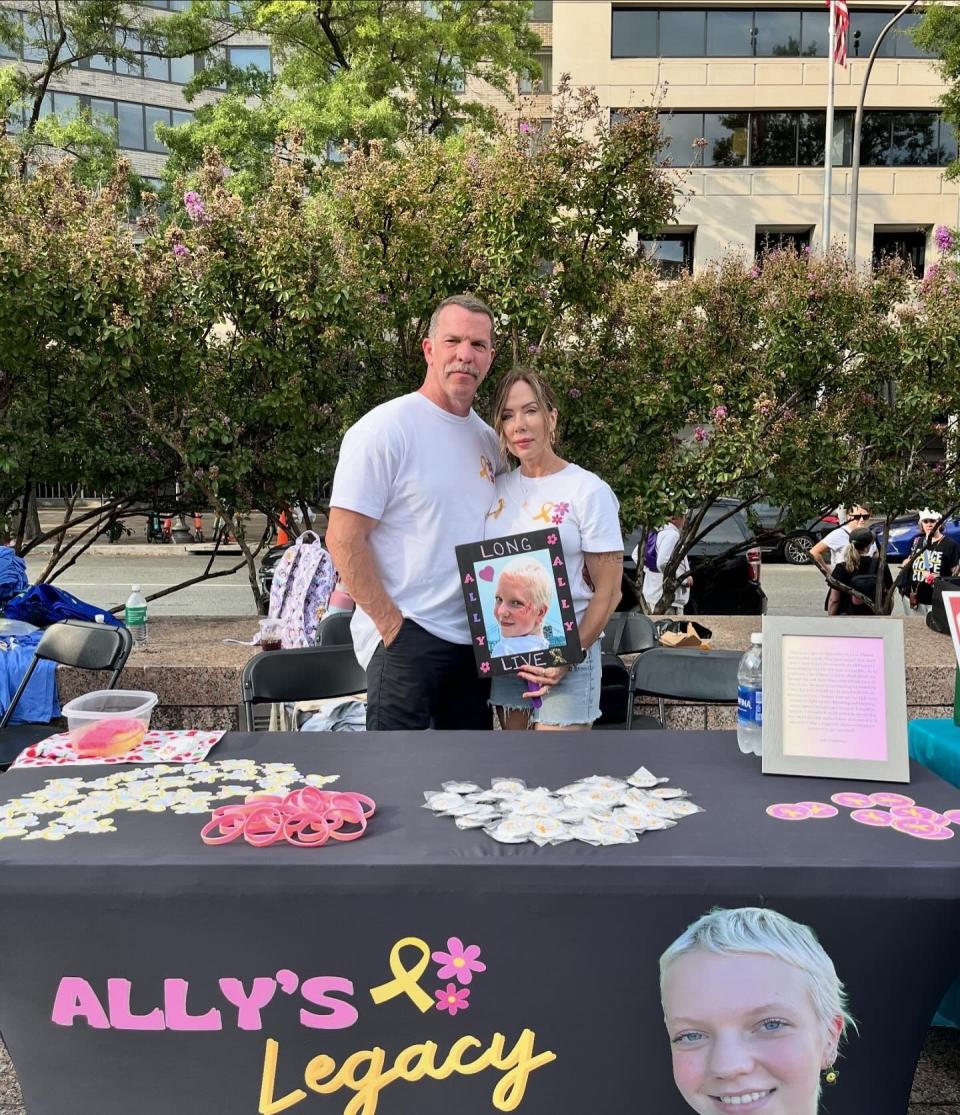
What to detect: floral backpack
<box><xmin>268</xmin><ymin>531</ymin><xmax>337</xmax><ymax>648</ymax></box>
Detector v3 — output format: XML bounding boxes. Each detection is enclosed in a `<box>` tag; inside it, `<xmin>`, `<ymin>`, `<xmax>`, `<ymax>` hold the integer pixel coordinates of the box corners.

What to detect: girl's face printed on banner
<box><xmin>661</xmin><ymin>951</ymin><xmax>842</xmax><ymax>1115</ymax></box>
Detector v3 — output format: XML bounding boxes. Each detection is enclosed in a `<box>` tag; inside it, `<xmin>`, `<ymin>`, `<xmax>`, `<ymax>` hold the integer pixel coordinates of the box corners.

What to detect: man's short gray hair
<box><xmin>659</xmin><ymin>906</ymin><xmax>854</xmax><ymax>1040</ymax></box>
<box><xmin>428</xmin><ymin>294</ymin><xmax>495</xmax><ymax>340</ymax></box>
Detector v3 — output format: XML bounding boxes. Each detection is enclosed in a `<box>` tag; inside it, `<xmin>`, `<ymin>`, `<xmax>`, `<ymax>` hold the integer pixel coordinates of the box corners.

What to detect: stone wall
<box><xmin>56</xmin><ymin>615</ymin><xmax>958</xmax><ymax>731</ymax></box>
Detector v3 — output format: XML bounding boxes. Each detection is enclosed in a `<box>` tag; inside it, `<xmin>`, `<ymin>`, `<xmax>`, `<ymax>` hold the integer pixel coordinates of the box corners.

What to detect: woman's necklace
<box><xmin>517</xmin><ymin>457</ymin><xmax>566</xmax><ymax>510</ymax></box>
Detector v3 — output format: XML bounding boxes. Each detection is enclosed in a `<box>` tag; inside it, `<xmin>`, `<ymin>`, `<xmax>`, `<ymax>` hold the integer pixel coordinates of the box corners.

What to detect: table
<box><xmin>910</xmin><ymin>717</ymin><xmax>960</xmax><ymax>789</ymax></box>
<box><xmin>0</xmin><ymin>729</ymin><xmax>958</xmax><ymax>1115</ymax></box>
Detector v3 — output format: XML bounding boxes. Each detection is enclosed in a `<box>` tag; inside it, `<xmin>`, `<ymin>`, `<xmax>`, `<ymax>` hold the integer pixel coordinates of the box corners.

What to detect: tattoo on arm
<box><xmin>593</xmin><ymin>551</ymin><xmax>624</xmax><ymax>565</ymax></box>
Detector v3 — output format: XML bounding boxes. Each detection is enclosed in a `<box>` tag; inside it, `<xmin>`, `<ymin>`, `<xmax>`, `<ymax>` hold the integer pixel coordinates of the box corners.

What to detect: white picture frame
<box><xmin>761</xmin><ymin>616</ymin><xmax>909</xmax><ymax>783</ymax></box>
<box><xmin>940</xmin><ymin>591</ymin><xmax>960</xmax><ymax>668</ymax></box>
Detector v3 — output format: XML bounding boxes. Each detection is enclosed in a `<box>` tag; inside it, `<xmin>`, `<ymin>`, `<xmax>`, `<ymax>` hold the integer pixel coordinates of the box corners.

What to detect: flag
<box><xmin>826</xmin><ymin>0</ymin><xmax>850</xmax><ymax>66</ymax></box>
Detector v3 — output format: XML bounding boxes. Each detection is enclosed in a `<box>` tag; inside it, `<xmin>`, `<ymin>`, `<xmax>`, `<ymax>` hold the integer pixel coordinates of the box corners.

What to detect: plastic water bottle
<box><xmin>125</xmin><ymin>585</ymin><xmax>148</xmax><ymax>650</ymax></box>
<box><xmin>736</xmin><ymin>632</ymin><xmax>763</xmax><ymax>756</ymax></box>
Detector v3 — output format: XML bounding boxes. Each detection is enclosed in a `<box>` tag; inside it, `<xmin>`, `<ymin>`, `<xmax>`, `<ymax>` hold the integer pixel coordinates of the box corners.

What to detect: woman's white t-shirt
<box><xmin>485</xmin><ymin>464</ymin><xmax>623</xmax><ymax>627</ymax></box>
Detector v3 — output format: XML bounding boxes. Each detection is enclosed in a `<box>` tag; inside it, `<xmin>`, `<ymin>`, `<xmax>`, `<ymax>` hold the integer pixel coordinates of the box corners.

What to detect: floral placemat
<box><xmin>11</xmin><ymin>729</ymin><xmax>224</xmax><ymax>769</ymax></box>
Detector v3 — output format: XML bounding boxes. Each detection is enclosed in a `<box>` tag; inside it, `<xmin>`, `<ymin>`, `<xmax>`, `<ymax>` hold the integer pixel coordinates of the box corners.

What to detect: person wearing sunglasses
<box><xmin>896</xmin><ymin>509</ymin><xmax>960</xmax><ymax>617</ymax></box>
<box><xmin>810</xmin><ymin>507</ymin><xmax>876</xmax><ymax>585</ymax></box>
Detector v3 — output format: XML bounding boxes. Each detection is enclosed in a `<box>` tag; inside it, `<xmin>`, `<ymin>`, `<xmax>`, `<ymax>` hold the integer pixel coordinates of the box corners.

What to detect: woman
<box><xmin>827</xmin><ymin>527</ymin><xmax>891</xmax><ymax>616</ymax></box>
<box><xmin>486</xmin><ymin>367</ymin><xmax>623</xmax><ymax>730</ymax></box>
<box><xmin>898</xmin><ymin>509</ymin><xmax>960</xmax><ymax>617</ymax></box>
<box><xmin>660</xmin><ymin>907</ymin><xmax>853</xmax><ymax>1115</ymax></box>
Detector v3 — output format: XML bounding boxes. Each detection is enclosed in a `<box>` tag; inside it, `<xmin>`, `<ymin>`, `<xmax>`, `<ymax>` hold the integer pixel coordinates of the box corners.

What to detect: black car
<box><xmin>622</xmin><ymin>499</ymin><xmax>768</xmax><ymax>614</ymax></box>
<box><xmin>747</xmin><ymin>502</ymin><xmax>840</xmax><ymax>566</ymax></box>
<box><xmin>257</xmin><ymin>541</ymin><xmax>294</xmax><ymax>600</ymax></box>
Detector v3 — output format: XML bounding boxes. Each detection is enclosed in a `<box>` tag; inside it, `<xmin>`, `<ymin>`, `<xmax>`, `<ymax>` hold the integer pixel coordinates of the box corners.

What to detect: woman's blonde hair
<box><xmin>844</xmin><ymin>527</ymin><xmax>875</xmax><ymax>572</ymax></box>
<box><xmin>496</xmin><ymin>558</ymin><xmax>554</xmax><ymax>617</ymax></box>
<box><xmin>660</xmin><ymin>906</ymin><xmax>855</xmax><ymax>1043</ymax></box>
<box><xmin>490</xmin><ymin>367</ymin><xmax>560</xmax><ymax>463</ymax></box>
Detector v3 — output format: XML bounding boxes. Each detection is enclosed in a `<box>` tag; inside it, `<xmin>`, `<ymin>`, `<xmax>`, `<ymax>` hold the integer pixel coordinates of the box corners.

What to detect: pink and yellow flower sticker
<box><xmin>430</xmin><ymin>937</ymin><xmax>487</xmax><ymax>1017</ymax></box>
<box><xmin>766</xmin><ymin>791</ymin><xmax>959</xmax><ymax>841</ymax></box>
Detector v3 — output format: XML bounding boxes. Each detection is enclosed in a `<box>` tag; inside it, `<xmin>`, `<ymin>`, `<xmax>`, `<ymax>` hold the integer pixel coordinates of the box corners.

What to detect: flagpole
<box><xmin>822</xmin><ymin>0</ymin><xmax>836</xmax><ymax>253</ymax></box>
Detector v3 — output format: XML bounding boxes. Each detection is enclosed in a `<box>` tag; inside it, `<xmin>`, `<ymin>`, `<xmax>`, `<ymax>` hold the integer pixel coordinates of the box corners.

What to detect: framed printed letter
<box><xmin>761</xmin><ymin>617</ymin><xmax>909</xmax><ymax>783</ymax></box>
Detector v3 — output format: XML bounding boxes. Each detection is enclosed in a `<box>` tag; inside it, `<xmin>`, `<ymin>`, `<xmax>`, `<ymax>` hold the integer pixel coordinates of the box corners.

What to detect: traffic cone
<box><xmin>277</xmin><ymin>512</ymin><xmax>290</xmax><ymax>546</ymax></box>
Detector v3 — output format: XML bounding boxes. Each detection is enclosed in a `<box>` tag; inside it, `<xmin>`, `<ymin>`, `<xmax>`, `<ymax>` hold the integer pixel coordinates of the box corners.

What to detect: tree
<box><xmin>0</xmin><ymin>0</ymin><xmax>232</xmax><ymax>185</ymax></box>
<box><xmin>914</xmin><ymin>5</ymin><xmax>960</xmax><ymax>178</ymax></box>
<box><xmin>160</xmin><ymin>0</ymin><xmax>542</xmax><ymax>195</ymax></box>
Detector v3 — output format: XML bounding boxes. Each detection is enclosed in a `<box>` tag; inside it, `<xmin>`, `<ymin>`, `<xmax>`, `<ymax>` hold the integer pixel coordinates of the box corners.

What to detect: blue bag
<box><xmin>4</xmin><ymin>584</ymin><xmax>122</xmax><ymax>628</ymax></box>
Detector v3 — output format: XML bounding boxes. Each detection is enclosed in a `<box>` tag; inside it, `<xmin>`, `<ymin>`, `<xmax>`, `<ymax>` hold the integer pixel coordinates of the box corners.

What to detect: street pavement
<box><xmin>21</xmin><ymin>551</ymin><xmax>928</xmax><ymax>620</ymax></box>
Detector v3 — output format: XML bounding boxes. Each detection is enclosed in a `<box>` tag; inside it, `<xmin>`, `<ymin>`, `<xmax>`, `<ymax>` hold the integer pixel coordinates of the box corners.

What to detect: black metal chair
<box><xmin>595</xmin><ymin>612</ymin><xmax>659</xmax><ymax>729</ymax></box>
<box><xmin>240</xmin><ymin>644</ymin><xmax>366</xmax><ymax>731</ymax></box>
<box><xmin>0</xmin><ymin>620</ymin><xmax>133</xmax><ymax>768</ymax></box>
<box><xmin>626</xmin><ymin>646</ymin><xmax>741</xmax><ymax>729</ymax></box>
<box><xmin>314</xmin><ymin>611</ymin><xmax>354</xmax><ymax>647</ymax></box>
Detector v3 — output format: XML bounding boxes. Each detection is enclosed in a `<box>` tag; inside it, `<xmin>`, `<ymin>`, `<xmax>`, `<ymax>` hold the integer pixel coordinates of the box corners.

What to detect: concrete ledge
<box><xmin>55</xmin><ymin>615</ymin><xmax>959</xmax><ymax>731</ymax></box>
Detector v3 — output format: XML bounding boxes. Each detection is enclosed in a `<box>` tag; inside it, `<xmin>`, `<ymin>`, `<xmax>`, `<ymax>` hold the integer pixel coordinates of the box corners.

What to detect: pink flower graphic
<box><xmin>435</xmin><ymin>984</ymin><xmax>470</xmax><ymax>1016</ymax></box>
<box><xmin>546</xmin><ymin>533</ymin><xmax>558</xmax><ymax>545</ymax></box>
<box><xmin>480</xmin><ymin>661</ymin><xmax>490</xmax><ymax>674</ymax></box>
<box><xmin>432</xmin><ymin>937</ymin><xmax>486</xmax><ymax>985</ymax></box>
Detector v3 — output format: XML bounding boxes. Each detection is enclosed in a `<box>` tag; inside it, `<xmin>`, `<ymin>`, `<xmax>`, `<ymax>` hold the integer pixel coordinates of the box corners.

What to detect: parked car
<box><xmin>257</xmin><ymin>541</ymin><xmax>293</xmax><ymax>599</ymax></box>
<box><xmin>746</xmin><ymin>502</ymin><xmax>840</xmax><ymax>566</ymax></box>
<box><xmin>622</xmin><ymin>499</ymin><xmax>768</xmax><ymax>614</ymax></box>
<box><xmin>875</xmin><ymin>513</ymin><xmax>960</xmax><ymax>560</ymax></box>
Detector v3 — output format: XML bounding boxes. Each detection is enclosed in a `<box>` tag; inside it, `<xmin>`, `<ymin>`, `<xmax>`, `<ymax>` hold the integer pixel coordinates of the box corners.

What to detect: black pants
<box><xmin>365</xmin><ymin>619</ymin><xmax>491</xmax><ymax>731</ymax></box>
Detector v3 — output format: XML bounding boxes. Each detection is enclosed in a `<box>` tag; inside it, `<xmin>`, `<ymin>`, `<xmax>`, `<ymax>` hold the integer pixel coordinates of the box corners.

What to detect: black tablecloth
<box><xmin>0</xmin><ymin>729</ymin><xmax>958</xmax><ymax>1114</ymax></box>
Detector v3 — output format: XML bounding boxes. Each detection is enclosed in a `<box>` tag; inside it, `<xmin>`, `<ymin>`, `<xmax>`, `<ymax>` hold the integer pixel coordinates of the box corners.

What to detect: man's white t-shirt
<box><xmin>330</xmin><ymin>392</ymin><xmax>499</xmax><ymax>669</ymax></box>
<box><xmin>635</xmin><ymin>522</ymin><xmax>691</xmax><ymax>611</ymax></box>
<box><xmin>485</xmin><ymin>464</ymin><xmax>623</xmax><ymax>627</ymax></box>
<box><xmin>822</xmin><ymin>525</ymin><xmax>877</xmax><ymax>569</ymax></box>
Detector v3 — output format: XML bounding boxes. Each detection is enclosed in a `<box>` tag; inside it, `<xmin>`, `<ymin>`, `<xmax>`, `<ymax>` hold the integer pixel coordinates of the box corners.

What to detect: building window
<box><xmin>520</xmin><ymin>51</ymin><xmax>552</xmax><ymax>94</ymax></box>
<box><xmin>531</xmin><ymin>0</ymin><xmax>553</xmax><ymax>21</ymax></box>
<box><xmin>641</xmin><ymin>231</ymin><xmax>695</xmax><ymax>277</ymax></box>
<box><xmin>611</xmin><ymin>7</ymin><xmax>934</xmax><ymax>60</ymax></box>
<box><xmin>755</xmin><ymin>227</ymin><xmax>812</xmax><ymax>259</ymax></box>
<box><xmin>226</xmin><ymin>45</ymin><xmax>271</xmax><ymax>73</ymax></box>
<box><xmin>873</xmin><ymin>228</ymin><xmax>927</xmax><ymax>278</ymax></box>
<box><xmin>32</xmin><ymin>94</ymin><xmax>192</xmax><ymax>153</ymax></box>
<box><xmin>656</xmin><ymin>109</ymin><xmax>944</xmax><ymax>168</ymax></box>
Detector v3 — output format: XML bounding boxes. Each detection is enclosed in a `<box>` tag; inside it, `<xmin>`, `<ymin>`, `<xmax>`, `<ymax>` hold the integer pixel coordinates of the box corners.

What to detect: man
<box><xmin>810</xmin><ymin>504</ymin><xmax>876</xmax><ymax>575</ymax></box>
<box><xmin>326</xmin><ymin>294</ymin><xmax>499</xmax><ymax>730</ymax></box>
<box><xmin>634</xmin><ymin>514</ymin><xmax>693</xmax><ymax>615</ymax></box>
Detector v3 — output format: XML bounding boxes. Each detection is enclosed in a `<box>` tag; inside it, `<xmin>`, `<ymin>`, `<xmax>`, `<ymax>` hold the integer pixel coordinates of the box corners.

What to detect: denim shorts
<box><xmin>489</xmin><ymin>642</ymin><xmax>601</xmax><ymax>727</ymax></box>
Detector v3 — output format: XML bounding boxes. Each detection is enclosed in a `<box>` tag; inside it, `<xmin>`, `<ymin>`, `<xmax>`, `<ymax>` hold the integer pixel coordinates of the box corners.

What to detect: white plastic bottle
<box><xmin>736</xmin><ymin>632</ymin><xmax>763</xmax><ymax>756</ymax></box>
<box><xmin>125</xmin><ymin>585</ymin><xmax>148</xmax><ymax>650</ymax></box>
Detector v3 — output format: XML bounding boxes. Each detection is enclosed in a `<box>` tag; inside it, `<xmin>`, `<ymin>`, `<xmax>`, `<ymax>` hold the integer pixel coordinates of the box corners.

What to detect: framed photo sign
<box><xmin>456</xmin><ymin>528</ymin><xmax>582</xmax><ymax>679</ymax></box>
<box><xmin>761</xmin><ymin>616</ymin><xmax>909</xmax><ymax>783</ymax></box>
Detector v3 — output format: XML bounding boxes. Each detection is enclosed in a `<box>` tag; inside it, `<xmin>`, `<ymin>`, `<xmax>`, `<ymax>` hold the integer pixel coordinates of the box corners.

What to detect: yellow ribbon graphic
<box><xmin>531</xmin><ymin>502</ymin><xmax>554</xmax><ymax>524</ymax></box>
<box><xmin>369</xmin><ymin>937</ymin><xmax>434</xmax><ymax>1013</ymax></box>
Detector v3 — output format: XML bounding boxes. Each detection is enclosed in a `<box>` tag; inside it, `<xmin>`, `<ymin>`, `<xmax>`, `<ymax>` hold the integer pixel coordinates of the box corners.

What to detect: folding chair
<box><xmin>0</xmin><ymin>620</ymin><xmax>133</xmax><ymax>768</ymax></box>
<box><xmin>595</xmin><ymin>612</ymin><xmax>659</xmax><ymax>729</ymax></box>
<box><xmin>626</xmin><ymin>646</ymin><xmax>741</xmax><ymax>729</ymax></box>
<box><xmin>314</xmin><ymin>611</ymin><xmax>354</xmax><ymax>647</ymax></box>
<box><xmin>240</xmin><ymin>645</ymin><xmax>366</xmax><ymax>731</ymax></box>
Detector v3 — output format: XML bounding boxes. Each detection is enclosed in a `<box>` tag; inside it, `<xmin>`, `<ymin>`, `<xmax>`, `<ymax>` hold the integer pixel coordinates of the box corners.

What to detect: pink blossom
<box><xmin>480</xmin><ymin>661</ymin><xmax>490</xmax><ymax>674</ymax></box>
<box><xmin>568</xmin><ymin>387</ymin><xmax>582</xmax><ymax>399</ymax></box>
<box><xmin>527</xmin><ymin>343</ymin><xmax>540</xmax><ymax>355</ymax></box>
<box><xmin>432</xmin><ymin>937</ymin><xmax>486</xmax><ymax>985</ymax></box>
<box><xmin>183</xmin><ymin>191</ymin><xmax>206</xmax><ymax>223</ymax></box>
<box><xmin>546</xmin><ymin>533</ymin><xmax>557</xmax><ymax>545</ymax></box>
<box><xmin>935</xmin><ymin>225</ymin><xmax>954</xmax><ymax>253</ymax></box>
<box><xmin>711</xmin><ymin>405</ymin><xmax>728</xmax><ymax>422</ymax></box>
<box><xmin>172</xmin><ymin>243</ymin><xmax>190</xmax><ymax>259</ymax></box>
<box><xmin>435</xmin><ymin>984</ymin><xmax>470</xmax><ymax>1016</ymax></box>
<box><xmin>694</xmin><ymin>426</ymin><xmax>708</xmax><ymax>443</ymax></box>
<box><xmin>519</xmin><ymin>122</ymin><xmax>533</xmax><ymax>135</ymax></box>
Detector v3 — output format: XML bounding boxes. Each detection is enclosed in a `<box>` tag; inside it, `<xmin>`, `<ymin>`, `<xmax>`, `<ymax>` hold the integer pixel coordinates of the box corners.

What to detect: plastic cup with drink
<box><xmin>259</xmin><ymin>619</ymin><xmax>283</xmax><ymax>652</ymax></box>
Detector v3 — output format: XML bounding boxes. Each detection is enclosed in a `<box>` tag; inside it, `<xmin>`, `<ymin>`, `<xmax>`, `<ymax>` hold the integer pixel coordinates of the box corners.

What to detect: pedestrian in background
<box><xmin>827</xmin><ymin>528</ymin><xmax>891</xmax><ymax>616</ymax></box>
<box><xmin>897</xmin><ymin>509</ymin><xmax>960</xmax><ymax>617</ymax></box>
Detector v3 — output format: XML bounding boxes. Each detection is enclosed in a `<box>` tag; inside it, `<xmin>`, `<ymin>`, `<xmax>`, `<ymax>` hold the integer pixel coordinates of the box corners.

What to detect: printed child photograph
<box><xmin>474</xmin><ymin>552</ymin><xmax>566</xmax><ymax>659</ymax></box>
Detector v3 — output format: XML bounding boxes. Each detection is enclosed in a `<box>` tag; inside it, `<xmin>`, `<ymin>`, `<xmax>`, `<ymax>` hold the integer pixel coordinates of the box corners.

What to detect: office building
<box><xmin>488</xmin><ymin>0</ymin><xmax>958</xmax><ymax>275</ymax></box>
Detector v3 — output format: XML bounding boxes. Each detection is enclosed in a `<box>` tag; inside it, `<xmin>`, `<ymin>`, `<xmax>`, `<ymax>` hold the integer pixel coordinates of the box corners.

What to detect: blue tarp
<box><xmin>0</xmin><ymin>631</ymin><xmax>59</xmax><ymax>724</ymax></box>
<box><xmin>0</xmin><ymin>548</ymin><xmax>28</xmax><ymax>609</ymax></box>
<box><xmin>4</xmin><ymin>584</ymin><xmax>122</xmax><ymax>628</ymax></box>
